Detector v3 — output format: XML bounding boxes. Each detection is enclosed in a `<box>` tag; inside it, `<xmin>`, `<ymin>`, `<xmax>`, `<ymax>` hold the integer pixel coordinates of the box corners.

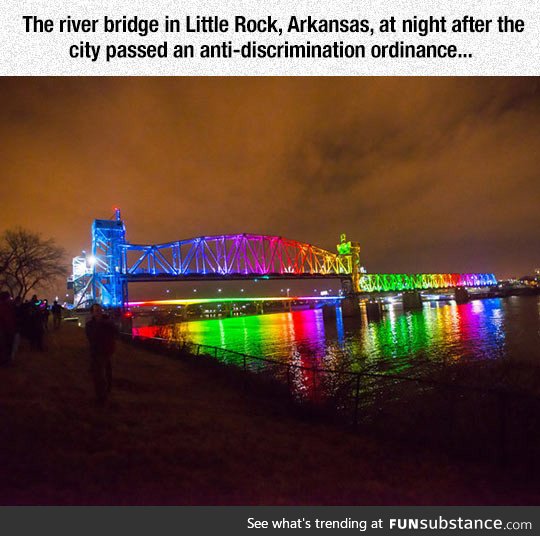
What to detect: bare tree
<box><xmin>0</xmin><ymin>228</ymin><xmax>67</xmax><ymax>299</ymax></box>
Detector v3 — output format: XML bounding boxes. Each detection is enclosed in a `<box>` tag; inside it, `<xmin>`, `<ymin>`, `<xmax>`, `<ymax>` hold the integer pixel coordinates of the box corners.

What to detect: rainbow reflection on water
<box><xmin>133</xmin><ymin>296</ymin><xmax>540</xmax><ymax>376</ymax></box>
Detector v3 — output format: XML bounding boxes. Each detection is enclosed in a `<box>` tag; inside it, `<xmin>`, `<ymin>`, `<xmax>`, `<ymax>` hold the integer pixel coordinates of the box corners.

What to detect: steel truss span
<box><xmin>125</xmin><ymin>234</ymin><xmax>352</xmax><ymax>278</ymax></box>
<box><xmin>70</xmin><ymin>212</ymin><xmax>498</xmax><ymax>308</ymax></box>
<box><xmin>359</xmin><ymin>273</ymin><xmax>497</xmax><ymax>293</ymax></box>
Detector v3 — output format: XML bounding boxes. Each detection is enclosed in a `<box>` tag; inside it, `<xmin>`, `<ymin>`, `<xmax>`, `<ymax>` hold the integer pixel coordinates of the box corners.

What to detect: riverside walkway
<box><xmin>0</xmin><ymin>323</ymin><xmax>537</xmax><ymax>505</ymax></box>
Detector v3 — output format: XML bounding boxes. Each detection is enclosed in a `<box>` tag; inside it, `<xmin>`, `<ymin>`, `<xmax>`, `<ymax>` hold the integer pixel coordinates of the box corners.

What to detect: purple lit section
<box><xmin>125</xmin><ymin>234</ymin><xmax>351</xmax><ymax>278</ymax></box>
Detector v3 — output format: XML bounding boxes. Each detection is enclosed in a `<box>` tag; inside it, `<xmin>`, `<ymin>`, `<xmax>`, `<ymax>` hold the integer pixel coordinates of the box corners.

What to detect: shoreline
<box><xmin>1</xmin><ymin>322</ymin><xmax>539</xmax><ymax>505</ymax></box>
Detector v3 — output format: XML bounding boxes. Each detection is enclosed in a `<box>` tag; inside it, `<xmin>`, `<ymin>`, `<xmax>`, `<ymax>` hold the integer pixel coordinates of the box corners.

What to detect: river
<box><xmin>133</xmin><ymin>296</ymin><xmax>540</xmax><ymax>377</ymax></box>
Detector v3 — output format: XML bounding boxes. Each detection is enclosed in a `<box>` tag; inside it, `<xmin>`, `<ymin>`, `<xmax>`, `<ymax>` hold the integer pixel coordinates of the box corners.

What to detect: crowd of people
<box><xmin>0</xmin><ymin>291</ymin><xmax>63</xmax><ymax>365</ymax></box>
<box><xmin>0</xmin><ymin>291</ymin><xmax>118</xmax><ymax>407</ymax></box>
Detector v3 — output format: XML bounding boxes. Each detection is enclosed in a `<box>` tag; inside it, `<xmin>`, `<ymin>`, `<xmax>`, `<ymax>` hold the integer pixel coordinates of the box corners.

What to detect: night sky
<box><xmin>1</xmin><ymin>77</ymin><xmax>539</xmax><ymax>299</ymax></box>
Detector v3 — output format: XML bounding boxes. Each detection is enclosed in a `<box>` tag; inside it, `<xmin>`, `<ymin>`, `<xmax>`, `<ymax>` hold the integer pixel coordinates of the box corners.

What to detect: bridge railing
<box><xmin>120</xmin><ymin>331</ymin><xmax>540</xmax><ymax>472</ymax></box>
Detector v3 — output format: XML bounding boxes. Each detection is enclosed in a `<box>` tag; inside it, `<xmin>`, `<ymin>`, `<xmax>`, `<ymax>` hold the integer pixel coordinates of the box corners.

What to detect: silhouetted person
<box><xmin>11</xmin><ymin>296</ymin><xmax>23</xmax><ymax>362</ymax></box>
<box><xmin>27</xmin><ymin>295</ymin><xmax>45</xmax><ymax>351</ymax></box>
<box><xmin>51</xmin><ymin>300</ymin><xmax>63</xmax><ymax>329</ymax></box>
<box><xmin>42</xmin><ymin>299</ymin><xmax>50</xmax><ymax>331</ymax></box>
<box><xmin>19</xmin><ymin>299</ymin><xmax>33</xmax><ymax>342</ymax></box>
<box><xmin>0</xmin><ymin>291</ymin><xmax>17</xmax><ymax>366</ymax></box>
<box><xmin>85</xmin><ymin>304</ymin><xmax>118</xmax><ymax>406</ymax></box>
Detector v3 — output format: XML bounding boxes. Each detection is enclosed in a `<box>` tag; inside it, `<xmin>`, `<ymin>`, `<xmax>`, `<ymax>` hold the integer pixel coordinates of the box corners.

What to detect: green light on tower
<box><xmin>337</xmin><ymin>233</ymin><xmax>351</xmax><ymax>255</ymax></box>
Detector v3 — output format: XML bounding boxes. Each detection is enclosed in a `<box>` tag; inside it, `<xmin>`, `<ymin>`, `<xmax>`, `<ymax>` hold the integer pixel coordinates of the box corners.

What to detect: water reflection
<box><xmin>133</xmin><ymin>296</ymin><xmax>540</xmax><ymax>375</ymax></box>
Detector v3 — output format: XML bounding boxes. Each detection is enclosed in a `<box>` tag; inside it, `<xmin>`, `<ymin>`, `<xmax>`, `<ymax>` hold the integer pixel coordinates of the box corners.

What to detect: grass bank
<box><xmin>0</xmin><ymin>323</ymin><xmax>538</xmax><ymax>505</ymax></box>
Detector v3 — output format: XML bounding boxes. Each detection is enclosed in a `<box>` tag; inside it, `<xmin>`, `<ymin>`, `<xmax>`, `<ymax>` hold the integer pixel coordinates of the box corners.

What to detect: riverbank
<box><xmin>0</xmin><ymin>323</ymin><xmax>538</xmax><ymax>505</ymax></box>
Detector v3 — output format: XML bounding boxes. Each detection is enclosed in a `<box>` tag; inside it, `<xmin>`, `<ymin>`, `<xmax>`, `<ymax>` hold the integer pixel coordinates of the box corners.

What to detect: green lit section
<box><xmin>359</xmin><ymin>273</ymin><xmax>497</xmax><ymax>292</ymax></box>
<box><xmin>357</xmin><ymin>308</ymin><xmax>434</xmax><ymax>374</ymax></box>
<box><xmin>336</xmin><ymin>232</ymin><xmax>352</xmax><ymax>255</ymax></box>
<box><xmin>337</xmin><ymin>242</ymin><xmax>351</xmax><ymax>255</ymax></box>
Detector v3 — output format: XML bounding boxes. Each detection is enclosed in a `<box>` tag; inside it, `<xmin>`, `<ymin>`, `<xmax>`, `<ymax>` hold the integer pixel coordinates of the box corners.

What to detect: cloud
<box><xmin>0</xmin><ymin>77</ymin><xmax>538</xmax><ymax>283</ymax></box>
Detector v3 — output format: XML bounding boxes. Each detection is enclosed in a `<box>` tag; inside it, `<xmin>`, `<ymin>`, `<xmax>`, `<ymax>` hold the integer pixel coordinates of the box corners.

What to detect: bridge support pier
<box><xmin>402</xmin><ymin>291</ymin><xmax>423</xmax><ymax>310</ymax></box>
<box><xmin>365</xmin><ymin>300</ymin><xmax>383</xmax><ymax>321</ymax></box>
<box><xmin>322</xmin><ymin>304</ymin><xmax>337</xmax><ymax>321</ymax></box>
<box><xmin>340</xmin><ymin>296</ymin><xmax>361</xmax><ymax>318</ymax></box>
<box><xmin>454</xmin><ymin>286</ymin><xmax>470</xmax><ymax>304</ymax></box>
<box><xmin>255</xmin><ymin>302</ymin><xmax>264</xmax><ymax>315</ymax></box>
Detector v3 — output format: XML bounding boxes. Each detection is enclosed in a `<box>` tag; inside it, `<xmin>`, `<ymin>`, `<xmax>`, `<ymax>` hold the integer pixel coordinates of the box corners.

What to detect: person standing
<box><xmin>42</xmin><ymin>299</ymin><xmax>50</xmax><ymax>331</ymax></box>
<box><xmin>85</xmin><ymin>304</ymin><xmax>118</xmax><ymax>406</ymax></box>
<box><xmin>51</xmin><ymin>300</ymin><xmax>63</xmax><ymax>329</ymax></box>
<box><xmin>0</xmin><ymin>292</ymin><xmax>17</xmax><ymax>366</ymax></box>
<box><xmin>28</xmin><ymin>295</ymin><xmax>45</xmax><ymax>351</ymax></box>
<box><xmin>10</xmin><ymin>296</ymin><xmax>23</xmax><ymax>362</ymax></box>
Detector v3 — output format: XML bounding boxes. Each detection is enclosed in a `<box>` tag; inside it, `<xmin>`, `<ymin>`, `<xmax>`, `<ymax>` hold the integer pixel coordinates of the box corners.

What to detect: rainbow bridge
<box><xmin>359</xmin><ymin>273</ymin><xmax>496</xmax><ymax>293</ymax></box>
<box><xmin>70</xmin><ymin>210</ymin><xmax>497</xmax><ymax>307</ymax></box>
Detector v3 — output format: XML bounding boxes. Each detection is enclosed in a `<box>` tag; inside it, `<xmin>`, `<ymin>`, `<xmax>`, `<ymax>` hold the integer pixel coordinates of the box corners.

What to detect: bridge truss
<box><xmin>359</xmin><ymin>273</ymin><xmax>497</xmax><ymax>293</ymax></box>
<box><xmin>69</xmin><ymin>211</ymin><xmax>497</xmax><ymax>308</ymax></box>
<box><xmin>126</xmin><ymin>234</ymin><xmax>352</xmax><ymax>280</ymax></box>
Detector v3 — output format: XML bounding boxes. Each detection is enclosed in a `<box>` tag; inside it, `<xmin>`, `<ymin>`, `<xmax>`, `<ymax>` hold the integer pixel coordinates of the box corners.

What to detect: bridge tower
<box><xmin>90</xmin><ymin>208</ymin><xmax>127</xmax><ymax>308</ymax></box>
<box><xmin>337</xmin><ymin>233</ymin><xmax>361</xmax><ymax>293</ymax></box>
<box><xmin>337</xmin><ymin>233</ymin><xmax>362</xmax><ymax>318</ymax></box>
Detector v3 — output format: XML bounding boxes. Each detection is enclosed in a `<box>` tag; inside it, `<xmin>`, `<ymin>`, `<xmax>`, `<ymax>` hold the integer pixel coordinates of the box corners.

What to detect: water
<box><xmin>133</xmin><ymin>296</ymin><xmax>540</xmax><ymax>377</ymax></box>
<box><xmin>132</xmin><ymin>296</ymin><xmax>540</xmax><ymax>461</ymax></box>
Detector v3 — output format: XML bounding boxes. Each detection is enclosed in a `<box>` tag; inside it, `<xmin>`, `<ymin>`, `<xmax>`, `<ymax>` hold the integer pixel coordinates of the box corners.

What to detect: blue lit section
<box><xmin>90</xmin><ymin>209</ymin><xmax>127</xmax><ymax>307</ymax></box>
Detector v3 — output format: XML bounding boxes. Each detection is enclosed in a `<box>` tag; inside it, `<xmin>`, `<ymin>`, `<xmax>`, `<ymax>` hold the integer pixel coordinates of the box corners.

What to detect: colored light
<box><xmin>358</xmin><ymin>273</ymin><xmax>497</xmax><ymax>293</ymax></box>
<box><xmin>128</xmin><ymin>295</ymin><xmax>344</xmax><ymax>307</ymax></box>
<box><xmin>337</xmin><ymin>241</ymin><xmax>351</xmax><ymax>255</ymax></box>
<box><xmin>79</xmin><ymin>213</ymin><xmax>497</xmax><ymax>308</ymax></box>
<box><xmin>132</xmin><ymin>298</ymin><xmax>508</xmax><ymax>398</ymax></box>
